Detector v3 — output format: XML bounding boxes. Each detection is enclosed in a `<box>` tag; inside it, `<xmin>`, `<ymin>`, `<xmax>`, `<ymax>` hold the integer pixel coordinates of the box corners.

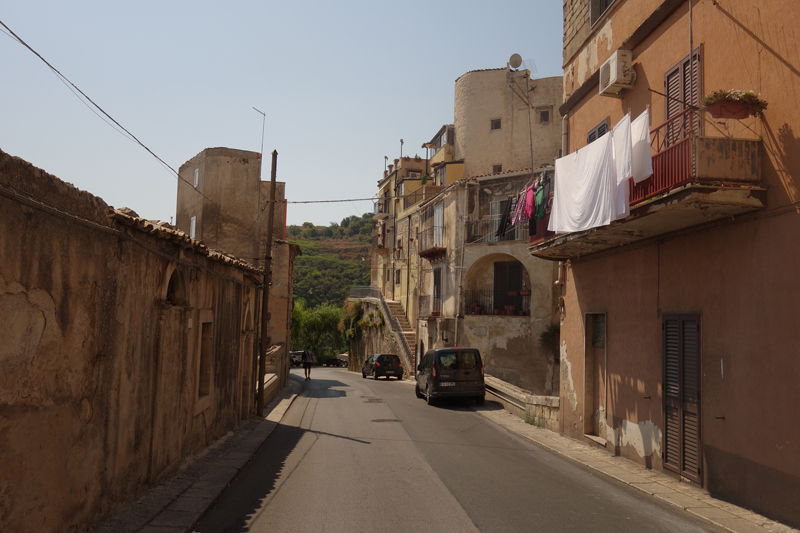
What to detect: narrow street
<box><xmin>195</xmin><ymin>368</ymin><xmax>725</xmax><ymax>533</ymax></box>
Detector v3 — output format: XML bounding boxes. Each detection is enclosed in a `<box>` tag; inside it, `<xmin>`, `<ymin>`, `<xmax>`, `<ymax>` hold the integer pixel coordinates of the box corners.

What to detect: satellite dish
<box><xmin>509</xmin><ymin>53</ymin><xmax>522</xmax><ymax>69</ymax></box>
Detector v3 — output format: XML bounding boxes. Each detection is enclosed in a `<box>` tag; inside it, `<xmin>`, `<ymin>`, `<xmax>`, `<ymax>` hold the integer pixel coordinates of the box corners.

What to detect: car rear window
<box><xmin>437</xmin><ymin>353</ymin><xmax>459</xmax><ymax>370</ymax></box>
<box><xmin>379</xmin><ymin>355</ymin><xmax>399</xmax><ymax>364</ymax></box>
<box><xmin>458</xmin><ymin>351</ymin><xmax>479</xmax><ymax>370</ymax></box>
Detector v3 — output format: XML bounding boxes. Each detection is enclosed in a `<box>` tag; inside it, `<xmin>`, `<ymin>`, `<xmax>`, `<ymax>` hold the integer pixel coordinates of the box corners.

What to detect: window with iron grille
<box><xmin>490</xmin><ymin>118</ymin><xmax>502</xmax><ymax>131</ymax></box>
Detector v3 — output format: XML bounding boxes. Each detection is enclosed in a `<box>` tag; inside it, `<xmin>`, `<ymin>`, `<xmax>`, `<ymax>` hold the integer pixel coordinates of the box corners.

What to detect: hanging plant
<box><xmin>702</xmin><ymin>89</ymin><xmax>767</xmax><ymax>118</ymax></box>
<box><xmin>420</xmin><ymin>174</ymin><xmax>429</xmax><ymax>186</ymax></box>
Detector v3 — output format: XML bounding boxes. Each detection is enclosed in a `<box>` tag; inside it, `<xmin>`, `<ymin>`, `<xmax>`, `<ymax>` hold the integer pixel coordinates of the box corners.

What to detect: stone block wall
<box><xmin>0</xmin><ymin>149</ymin><xmax>264</xmax><ymax>533</ymax></box>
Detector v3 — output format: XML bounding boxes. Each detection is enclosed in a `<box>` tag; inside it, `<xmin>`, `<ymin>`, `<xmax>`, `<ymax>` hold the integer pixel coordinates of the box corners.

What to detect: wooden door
<box><xmin>663</xmin><ymin>314</ymin><xmax>702</xmax><ymax>484</ymax></box>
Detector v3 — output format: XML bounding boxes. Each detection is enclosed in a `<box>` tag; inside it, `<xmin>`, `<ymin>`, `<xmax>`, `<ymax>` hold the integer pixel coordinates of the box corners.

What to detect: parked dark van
<box><xmin>415</xmin><ymin>348</ymin><xmax>485</xmax><ymax>405</ymax></box>
<box><xmin>362</xmin><ymin>353</ymin><xmax>403</xmax><ymax>380</ymax></box>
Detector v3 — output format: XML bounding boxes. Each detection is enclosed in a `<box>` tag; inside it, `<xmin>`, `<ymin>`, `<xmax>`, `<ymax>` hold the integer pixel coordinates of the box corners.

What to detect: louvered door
<box><xmin>663</xmin><ymin>314</ymin><xmax>702</xmax><ymax>484</ymax></box>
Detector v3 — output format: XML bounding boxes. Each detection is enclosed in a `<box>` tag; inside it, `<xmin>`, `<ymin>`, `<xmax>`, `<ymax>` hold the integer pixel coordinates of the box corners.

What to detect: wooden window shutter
<box><xmin>663</xmin><ymin>317</ymin><xmax>681</xmax><ymax>469</ymax></box>
<box><xmin>662</xmin><ymin>313</ymin><xmax>702</xmax><ymax>484</ymax></box>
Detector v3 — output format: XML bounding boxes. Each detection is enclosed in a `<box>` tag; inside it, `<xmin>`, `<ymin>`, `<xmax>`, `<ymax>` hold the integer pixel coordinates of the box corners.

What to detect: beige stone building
<box><xmin>176</xmin><ymin>147</ymin><xmax>298</xmax><ymax>391</ymax></box>
<box><xmin>362</xmin><ymin>66</ymin><xmax>564</xmax><ymax>401</ymax></box>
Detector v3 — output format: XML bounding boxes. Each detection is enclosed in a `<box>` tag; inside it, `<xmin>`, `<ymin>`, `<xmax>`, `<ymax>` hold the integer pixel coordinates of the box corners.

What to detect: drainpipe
<box><xmin>454</xmin><ymin>181</ymin><xmax>469</xmax><ymax>347</ymax></box>
<box><xmin>405</xmin><ymin>217</ymin><xmax>411</xmax><ymax>313</ymax></box>
<box><xmin>414</xmin><ymin>221</ymin><xmax>422</xmax><ymax>368</ymax></box>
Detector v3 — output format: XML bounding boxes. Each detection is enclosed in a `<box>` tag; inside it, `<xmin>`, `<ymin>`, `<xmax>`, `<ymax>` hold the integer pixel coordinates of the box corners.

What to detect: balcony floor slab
<box><xmin>529</xmin><ymin>184</ymin><xmax>767</xmax><ymax>261</ymax></box>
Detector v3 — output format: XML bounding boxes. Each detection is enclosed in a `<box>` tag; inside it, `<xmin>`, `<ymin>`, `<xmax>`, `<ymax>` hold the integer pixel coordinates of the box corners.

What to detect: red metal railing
<box><xmin>630</xmin><ymin>108</ymin><xmax>699</xmax><ymax>204</ymax></box>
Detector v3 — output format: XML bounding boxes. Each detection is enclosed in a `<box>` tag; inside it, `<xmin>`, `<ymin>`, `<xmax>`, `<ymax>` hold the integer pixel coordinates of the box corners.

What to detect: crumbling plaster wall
<box><xmin>0</xmin><ymin>151</ymin><xmax>255</xmax><ymax>533</ymax></box>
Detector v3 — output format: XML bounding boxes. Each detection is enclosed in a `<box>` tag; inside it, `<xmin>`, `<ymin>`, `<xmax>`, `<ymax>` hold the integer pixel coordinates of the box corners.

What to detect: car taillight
<box><xmin>432</xmin><ymin>363</ymin><xmax>436</xmax><ymax>380</ymax></box>
<box><xmin>376</xmin><ymin>362</ymin><xmax>381</xmax><ymax>368</ymax></box>
<box><xmin>398</xmin><ymin>362</ymin><xmax>402</xmax><ymax>367</ymax></box>
<box><xmin>481</xmin><ymin>360</ymin><xmax>484</xmax><ymax>380</ymax></box>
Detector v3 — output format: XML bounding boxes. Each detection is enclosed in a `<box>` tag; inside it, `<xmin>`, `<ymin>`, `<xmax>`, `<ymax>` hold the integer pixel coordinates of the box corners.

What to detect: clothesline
<box><xmin>548</xmin><ymin>109</ymin><xmax>654</xmax><ymax>234</ymax></box>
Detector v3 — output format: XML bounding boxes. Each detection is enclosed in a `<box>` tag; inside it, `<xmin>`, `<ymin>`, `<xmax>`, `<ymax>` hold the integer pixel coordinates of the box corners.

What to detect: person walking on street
<box><xmin>302</xmin><ymin>346</ymin><xmax>314</xmax><ymax>381</ymax></box>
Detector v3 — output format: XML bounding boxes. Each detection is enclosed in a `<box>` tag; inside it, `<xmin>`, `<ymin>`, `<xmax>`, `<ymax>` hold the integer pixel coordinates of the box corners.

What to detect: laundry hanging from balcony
<box><xmin>548</xmin><ymin>109</ymin><xmax>653</xmax><ymax>233</ymax></box>
<box><xmin>613</xmin><ymin>112</ymin><xmax>632</xmax><ymax>220</ymax></box>
<box><xmin>631</xmin><ymin>108</ymin><xmax>654</xmax><ymax>183</ymax></box>
<box><xmin>525</xmin><ymin>171</ymin><xmax>551</xmax><ymax>235</ymax></box>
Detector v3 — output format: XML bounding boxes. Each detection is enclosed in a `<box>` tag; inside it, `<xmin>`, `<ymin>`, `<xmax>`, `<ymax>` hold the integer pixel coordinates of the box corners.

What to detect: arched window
<box><xmin>165</xmin><ymin>268</ymin><xmax>187</xmax><ymax>306</ymax></box>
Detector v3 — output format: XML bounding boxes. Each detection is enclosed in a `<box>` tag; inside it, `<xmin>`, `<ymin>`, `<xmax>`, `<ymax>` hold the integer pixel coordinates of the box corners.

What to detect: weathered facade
<box><xmin>176</xmin><ymin>147</ymin><xmax>297</xmax><ymax>391</ymax></box>
<box><xmin>534</xmin><ymin>0</ymin><xmax>800</xmax><ymax>527</ymax></box>
<box><xmin>0</xmin><ymin>149</ymin><xmax>282</xmax><ymax>532</ymax></box>
<box><xmin>366</xmin><ymin>66</ymin><xmax>565</xmax><ymax>398</ymax></box>
<box><xmin>455</xmin><ymin>69</ymin><xmax>562</xmax><ymax>176</ymax></box>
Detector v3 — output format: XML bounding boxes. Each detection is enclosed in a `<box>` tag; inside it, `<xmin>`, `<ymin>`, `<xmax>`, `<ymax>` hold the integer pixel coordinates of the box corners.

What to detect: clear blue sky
<box><xmin>2</xmin><ymin>1</ymin><xmax>563</xmax><ymax>227</ymax></box>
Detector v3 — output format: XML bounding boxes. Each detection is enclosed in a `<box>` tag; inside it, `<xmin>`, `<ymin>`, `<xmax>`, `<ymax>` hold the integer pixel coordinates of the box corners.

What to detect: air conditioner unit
<box><xmin>599</xmin><ymin>50</ymin><xmax>634</xmax><ymax>96</ymax></box>
<box><xmin>408</xmin><ymin>171</ymin><xmax>421</xmax><ymax>179</ymax></box>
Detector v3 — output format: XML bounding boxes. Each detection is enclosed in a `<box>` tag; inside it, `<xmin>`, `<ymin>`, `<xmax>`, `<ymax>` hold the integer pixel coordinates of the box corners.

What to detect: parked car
<box><xmin>362</xmin><ymin>353</ymin><xmax>403</xmax><ymax>380</ymax></box>
<box><xmin>415</xmin><ymin>348</ymin><xmax>485</xmax><ymax>405</ymax></box>
<box><xmin>290</xmin><ymin>351</ymin><xmax>304</xmax><ymax>367</ymax></box>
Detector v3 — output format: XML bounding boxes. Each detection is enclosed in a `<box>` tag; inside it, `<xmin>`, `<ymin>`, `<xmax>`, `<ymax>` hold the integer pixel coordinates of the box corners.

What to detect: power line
<box><xmin>0</xmin><ymin>19</ymin><xmax>274</xmax><ymax>253</ymax></box>
<box><xmin>3</xmin><ymin>20</ymin><xmax>376</xmax><ymax>259</ymax></box>
<box><xmin>288</xmin><ymin>198</ymin><xmax>376</xmax><ymax>204</ymax></box>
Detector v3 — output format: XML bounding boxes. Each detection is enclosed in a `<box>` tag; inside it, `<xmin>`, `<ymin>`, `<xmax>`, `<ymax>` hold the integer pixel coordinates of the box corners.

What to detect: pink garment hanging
<box><xmin>524</xmin><ymin>184</ymin><xmax>535</xmax><ymax>219</ymax></box>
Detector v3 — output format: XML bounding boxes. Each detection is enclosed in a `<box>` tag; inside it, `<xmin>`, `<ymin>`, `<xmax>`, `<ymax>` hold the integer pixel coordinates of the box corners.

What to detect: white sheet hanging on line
<box><xmin>612</xmin><ymin>113</ymin><xmax>632</xmax><ymax>220</ymax></box>
<box><xmin>548</xmin><ymin>132</ymin><xmax>617</xmax><ymax>233</ymax></box>
<box><xmin>631</xmin><ymin>108</ymin><xmax>654</xmax><ymax>183</ymax></box>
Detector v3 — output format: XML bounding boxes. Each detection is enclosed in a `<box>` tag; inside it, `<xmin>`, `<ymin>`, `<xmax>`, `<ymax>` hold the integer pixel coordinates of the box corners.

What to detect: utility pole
<box><xmin>257</xmin><ymin>150</ymin><xmax>278</xmax><ymax>416</ymax></box>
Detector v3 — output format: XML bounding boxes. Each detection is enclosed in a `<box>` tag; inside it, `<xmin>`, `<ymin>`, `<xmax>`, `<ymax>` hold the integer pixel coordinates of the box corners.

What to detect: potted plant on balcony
<box><xmin>702</xmin><ymin>89</ymin><xmax>768</xmax><ymax>119</ymax></box>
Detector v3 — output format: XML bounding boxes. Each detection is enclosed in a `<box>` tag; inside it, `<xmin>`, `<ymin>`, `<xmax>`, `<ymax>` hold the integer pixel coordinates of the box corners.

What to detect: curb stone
<box><xmin>473</xmin><ymin>403</ymin><xmax>798</xmax><ymax>533</ymax></box>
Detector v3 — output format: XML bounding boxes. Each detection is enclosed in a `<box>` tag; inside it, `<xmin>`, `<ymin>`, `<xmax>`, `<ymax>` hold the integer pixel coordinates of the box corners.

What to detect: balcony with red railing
<box><xmin>530</xmin><ymin>109</ymin><xmax>766</xmax><ymax>260</ymax></box>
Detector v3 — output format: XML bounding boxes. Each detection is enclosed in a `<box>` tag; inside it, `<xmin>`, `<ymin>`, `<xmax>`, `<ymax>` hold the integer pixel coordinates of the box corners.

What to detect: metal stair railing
<box><xmin>349</xmin><ymin>286</ymin><xmax>414</xmax><ymax>369</ymax></box>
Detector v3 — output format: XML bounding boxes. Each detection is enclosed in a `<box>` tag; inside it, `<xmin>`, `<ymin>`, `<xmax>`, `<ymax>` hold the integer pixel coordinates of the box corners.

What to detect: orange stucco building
<box><xmin>532</xmin><ymin>0</ymin><xmax>800</xmax><ymax>527</ymax></box>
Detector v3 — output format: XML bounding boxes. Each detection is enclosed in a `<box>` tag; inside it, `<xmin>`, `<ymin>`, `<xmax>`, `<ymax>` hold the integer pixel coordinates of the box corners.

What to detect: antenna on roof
<box><xmin>522</xmin><ymin>58</ymin><xmax>538</xmax><ymax>76</ymax></box>
<box><xmin>509</xmin><ymin>53</ymin><xmax>522</xmax><ymax>69</ymax></box>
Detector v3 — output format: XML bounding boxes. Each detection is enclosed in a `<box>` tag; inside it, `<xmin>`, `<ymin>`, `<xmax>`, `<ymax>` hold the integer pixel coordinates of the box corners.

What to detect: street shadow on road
<box><xmin>193</xmin><ymin>419</ymin><xmax>303</xmax><ymax>533</ymax></box>
<box><xmin>193</xmin><ymin>377</ymin><xmax>369</xmax><ymax>533</ymax></box>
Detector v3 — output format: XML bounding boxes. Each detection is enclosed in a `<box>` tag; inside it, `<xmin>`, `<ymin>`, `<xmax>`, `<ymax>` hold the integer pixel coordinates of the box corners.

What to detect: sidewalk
<box><xmin>474</xmin><ymin>403</ymin><xmax>798</xmax><ymax>533</ymax></box>
<box><xmin>91</xmin><ymin>378</ymin><xmax>302</xmax><ymax>533</ymax></box>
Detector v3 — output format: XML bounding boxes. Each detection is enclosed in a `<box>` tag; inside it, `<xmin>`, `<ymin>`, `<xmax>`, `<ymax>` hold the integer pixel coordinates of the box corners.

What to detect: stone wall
<box><xmin>347</xmin><ymin>299</ymin><xmax>411</xmax><ymax>379</ymax></box>
<box><xmin>0</xmin><ymin>150</ymin><xmax>266</xmax><ymax>532</ymax></box>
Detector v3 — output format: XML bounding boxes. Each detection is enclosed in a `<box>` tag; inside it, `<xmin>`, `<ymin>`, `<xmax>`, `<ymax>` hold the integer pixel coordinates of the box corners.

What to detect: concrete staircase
<box><xmin>385</xmin><ymin>300</ymin><xmax>416</xmax><ymax>358</ymax></box>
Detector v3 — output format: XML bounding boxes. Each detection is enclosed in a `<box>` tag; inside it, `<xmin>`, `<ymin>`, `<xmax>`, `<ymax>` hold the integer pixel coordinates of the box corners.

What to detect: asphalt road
<box><xmin>194</xmin><ymin>367</ymin><xmax>725</xmax><ymax>533</ymax></box>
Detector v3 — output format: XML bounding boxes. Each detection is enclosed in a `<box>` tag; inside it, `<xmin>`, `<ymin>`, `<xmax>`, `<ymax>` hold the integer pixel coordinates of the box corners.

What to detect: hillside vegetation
<box><xmin>287</xmin><ymin>213</ymin><xmax>372</xmax><ymax>358</ymax></box>
<box><xmin>287</xmin><ymin>213</ymin><xmax>372</xmax><ymax>308</ymax></box>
